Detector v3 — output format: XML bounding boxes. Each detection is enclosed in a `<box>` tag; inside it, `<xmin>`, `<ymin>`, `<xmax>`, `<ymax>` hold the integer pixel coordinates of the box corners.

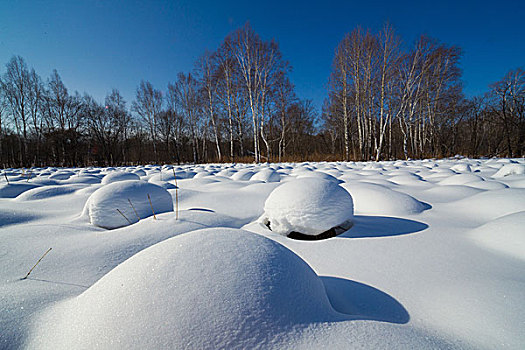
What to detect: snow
<box><xmin>250</xmin><ymin>168</ymin><xmax>281</xmax><ymax>182</ymax></box>
<box><xmin>100</xmin><ymin>171</ymin><xmax>140</xmax><ymax>184</ymax></box>
<box><xmin>341</xmin><ymin>182</ymin><xmax>428</xmax><ymax>215</ymax></box>
<box><xmin>26</xmin><ymin>228</ymin><xmax>336</xmax><ymax>349</ymax></box>
<box><xmin>1</xmin><ymin>158</ymin><xmax>525</xmax><ymax>349</ymax></box>
<box><xmin>261</xmin><ymin>177</ymin><xmax>353</xmax><ymax>236</ymax></box>
<box><xmin>82</xmin><ymin>180</ymin><xmax>173</xmax><ymax>229</ymax></box>
<box><xmin>492</xmin><ymin>163</ymin><xmax>525</xmax><ymax>178</ymax></box>
<box><xmin>0</xmin><ymin>183</ymin><xmax>40</xmax><ymax>198</ymax></box>
<box><xmin>469</xmin><ymin>211</ymin><xmax>525</xmax><ymax>261</ymax></box>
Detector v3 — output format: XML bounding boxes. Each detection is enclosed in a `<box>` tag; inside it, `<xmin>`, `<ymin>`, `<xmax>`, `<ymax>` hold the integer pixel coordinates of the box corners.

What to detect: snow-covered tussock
<box><xmin>82</xmin><ymin>180</ymin><xmax>173</xmax><ymax>229</ymax></box>
<box><xmin>27</xmin><ymin>228</ymin><xmax>335</xmax><ymax>349</ymax></box>
<box><xmin>262</xmin><ymin>178</ymin><xmax>353</xmax><ymax>236</ymax></box>
<box><xmin>101</xmin><ymin>171</ymin><xmax>140</xmax><ymax>184</ymax></box>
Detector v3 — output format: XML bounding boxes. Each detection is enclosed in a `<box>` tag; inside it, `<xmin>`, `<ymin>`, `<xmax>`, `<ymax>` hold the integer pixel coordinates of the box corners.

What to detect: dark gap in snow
<box><xmin>266</xmin><ymin>220</ymin><xmax>353</xmax><ymax>241</ymax></box>
<box><xmin>287</xmin><ymin>228</ymin><xmax>339</xmax><ymax>241</ymax></box>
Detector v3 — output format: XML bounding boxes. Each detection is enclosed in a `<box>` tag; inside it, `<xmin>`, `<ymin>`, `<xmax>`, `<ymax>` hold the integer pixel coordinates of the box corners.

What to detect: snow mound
<box><xmin>451</xmin><ymin>188</ymin><xmax>525</xmax><ymax>222</ymax></box>
<box><xmin>0</xmin><ymin>183</ymin><xmax>40</xmax><ymax>198</ymax></box>
<box><xmin>464</xmin><ymin>180</ymin><xmax>508</xmax><ymax>190</ymax></box>
<box><xmin>295</xmin><ymin>171</ymin><xmax>341</xmax><ymax>183</ymax></box>
<box><xmin>101</xmin><ymin>171</ymin><xmax>140</xmax><ymax>184</ymax></box>
<box><xmin>48</xmin><ymin>171</ymin><xmax>75</xmax><ymax>180</ymax></box>
<box><xmin>450</xmin><ymin>163</ymin><xmax>472</xmax><ymax>172</ymax></box>
<box><xmin>149</xmin><ymin>170</ymin><xmax>196</xmax><ymax>182</ymax></box>
<box><xmin>341</xmin><ymin>182</ymin><xmax>428</xmax><ymax>216</ymax></box>
<box><xmin>251</xmin><ymin>168</ymin><xmax>281</xmax><ymax>182</ymax></box>
<box><xmin>422</xmin><ymin>185</ymin><xmax>484</xmax><ymax>203</ymax></box>
<box><xmin>469</xmin><ymin>211</ymin><xmax>525</xmax><ymax>261</ymax></box>
<box><xmin>388</xmin><ymin>173</ymin><xmax>424</xmax><ymax>186</ymax></box>
<box><xmin>438</xmin><ymin>173</ymin><xmax>484</xmax><ymax>185</ymax></box>
<box><xmin>62</xmin><ymin>175</ymin><xmax>102</xmax><ymax>184</ymax></box>
<box><xmin>31</xmin><ymin>178</ymin><xmax>59</xmax><ymax>186</ymax></box>
<box><xmin>132</xmin><ymin>169</ymin><xmax>147</xmax><ymax>177</ymax></box>
<box><xmin>231</xmin><ymin>169</ymin><xmax>255</xmax><ymax>181</ymax></box>
<box><xmin>82</xmin><ymin>180</ymin><xmax>173</xmax><ymax>229</ymax></box>
<box><xmin>16</xmin><ymin>185</ymin><xmax>78</xmax><ymax>201</ymax></box>
<box><xmin>262</xmin><ymin>178</ymin><xmax>353</xmax><ymax>236</ymax></box>
<box><xmin>27</xmin><ymin>228</ymin><xmax>335</xmax><ymax>350</ymax></box>
<box><xmin>492</xmin><ymin>163</ymin><xmax>525</xmax><ymax>178</ymax></box>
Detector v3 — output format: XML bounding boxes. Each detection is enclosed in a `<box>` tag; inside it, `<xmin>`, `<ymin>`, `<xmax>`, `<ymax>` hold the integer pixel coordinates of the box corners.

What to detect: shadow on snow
<box><xmin>341</xmin><ymin>215</ymin><xmax>428</xmax><ymax>239</ymax></box>
<box><xmin>321</xmin><ymin>276</ymin><xmax>410</xmax><ymax>324</ymax></box>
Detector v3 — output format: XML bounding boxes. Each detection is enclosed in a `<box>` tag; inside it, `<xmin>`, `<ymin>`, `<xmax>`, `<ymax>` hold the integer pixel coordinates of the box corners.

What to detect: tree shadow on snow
<box><xmin>341</xmin><ymin>215</ymin><xmax>428</xmax><ymax>239</ymax></box>
<box><xmin>321</xmin><ymin>276</ymin><xmax>409</xmax><ymax>324</ymax></box>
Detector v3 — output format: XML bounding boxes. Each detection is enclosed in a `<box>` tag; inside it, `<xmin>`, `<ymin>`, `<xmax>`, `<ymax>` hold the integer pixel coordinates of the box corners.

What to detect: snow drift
<box><xmin>341</xmin><ymin>182</ymin><xmax>428</xmax><ymax>216</ymax></box>
<box><xmin>27</xmin><ymin>228</ymin><xmax>336</xmax><ymax>350</ymax></box>
<box><xmin>469</xmin><ymin>211</ymin><xmax>525</xmax><ymax>261</ymax></box>
<box><xmin>101</xmin><ymin>171</ymin><xmax>140</xmax><ymax>184</ymax></box>
<box><xmin>262</xmin><ymin>178</ymin><xmax>353</xmax><ymax>236</ymax></box>
<box><xmin>82</xmin><ymin>180</ymin><xmax>173</xmax><ymax>229</ymax></box>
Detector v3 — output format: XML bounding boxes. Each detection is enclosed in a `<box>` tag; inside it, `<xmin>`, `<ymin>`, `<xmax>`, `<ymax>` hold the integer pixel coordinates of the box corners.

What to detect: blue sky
<box><xmin>1</xmin><ymin>0</ymin><xmax>524</xmax><ymax>111</ymax></box>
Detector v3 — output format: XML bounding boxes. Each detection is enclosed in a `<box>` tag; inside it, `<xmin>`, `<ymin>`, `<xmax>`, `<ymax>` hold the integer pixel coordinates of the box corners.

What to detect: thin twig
<box><xmin>172</xmin><ymin>168</ymin><xmax>179</xmax><ymax>220</ymax></box>
<box><xmin>147</xmin><ymin>193</ymin><xmax>157</xmax><ymax>220</ymax></box>
<box><xmin>116</xmin><ymin>209</ymin><xmax>132</xmax><ymax>225</ymax></box>
<box><xmin>3</xmin><ymin>172</ymin><xmax>9</xmax><ymax>185</ymax></box>
<box><xmin>128</xmin><ymin>198</ymin><xmax>141</xmax><ymax>221</ymax></box>
<box><xmin>22</xmin><ymin>248</ymin><xmax>52</xmax><ymax>280</ymax></box>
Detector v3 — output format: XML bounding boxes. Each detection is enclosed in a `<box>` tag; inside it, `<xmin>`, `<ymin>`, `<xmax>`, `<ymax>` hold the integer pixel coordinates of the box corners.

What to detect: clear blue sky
<box><xmin>1</xmin><ymin>0</ymin><xmax>524</xmax><ymax>111</ymax></box>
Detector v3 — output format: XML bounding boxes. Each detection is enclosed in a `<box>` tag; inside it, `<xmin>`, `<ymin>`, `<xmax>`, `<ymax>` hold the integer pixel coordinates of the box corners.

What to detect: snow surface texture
<box><xmin>82</xmin><ymin>180</ymin><xmax>173</xmax><ymax>229</ymax></box>
<box><xmin>27</xmin><ymin>228</ymin><xmax>337</xmax><ymax>349</ymax></box>
<box><xmin>1</xmin><ymin>159</ymin><xmax>524</xmax><ymax>349</ymax></box>
<box><xmin>261</xmin><ymin>177</ymin><xmax>354</xmax><ymax>236</ymax></box>
<box><xmin>100</xmin><ymin>171</ymin><xmax>140</xmax><ymax>184</ymax></box>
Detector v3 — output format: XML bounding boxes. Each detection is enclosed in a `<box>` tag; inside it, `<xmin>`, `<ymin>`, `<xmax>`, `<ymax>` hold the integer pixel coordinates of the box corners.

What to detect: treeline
<box><xmin>0</xmin><ymin>23</ymin><xmax>523</xmax><ymax>167</ymax></box>
<box><xmin>324</xmin><ymin>24</ymin><xmax>525</xmax><ymax>160</ymax></box>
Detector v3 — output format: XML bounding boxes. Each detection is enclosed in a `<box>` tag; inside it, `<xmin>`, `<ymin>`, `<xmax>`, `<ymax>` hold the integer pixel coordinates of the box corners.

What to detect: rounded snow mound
<box><xmin>450</xmin><ymin>163</ymin><xmax>472</xmax><ymax>173</ymax></box>
<box><xmin>27</xmin><ymin>228</ymin><xmax>335</xmax><ymax>350</ymax></box>
<box><xmin>262</xmin><ymin>178</ymin><xmax>353</xmax><ymax>236</ymax></box>
<box><xmin>438</xmin><ymin>173</ymin><xmax>484</xmax><ymax>185</ymax></box>
<box><xmin>48</xmin><ymin>171</ymin><xmax>75</xmax><ymax>180</ymax></box>
<box><xmin>469</xmin><ymin>211</ymin><xmax>525</xmax><ymax>261</ymax></box>
<box><xmin>16</xmin><ymin>185</ymin><xmax>78</xmax><ymax>201</ymax></box>
<box><xmin>452</xmin><ymin>188</ymin><xmax>525</xmax><ymax>222</ymax></box>
<box><xmin>251</xmin><ymin>168</ymin><xmax>281</xmax><ymax>182</ymax></box>
<box><xmin>82</xmin><ymin>180</ymin><xmax>173</xmax><ymax>229</ymax></box>
<box><xmin>231</xmin><ymin>169</ymin><xmax>255</xmax><ymax>181</ymax></box>
<box><xmin>0</xmin><ymin>183</ymin><xmax>40</xmax><ymax>198</ymax></box>
<box><xmin>63</xmin><ymin>174</ymin><xmax>102</xmax><ymax>184</ymax></box>
<box><xmin>101</xmin><ymin>171</ymin><xmax>140</xmax><ymax>184</ymax></box>
<box><xmin>492</xmin><ymin>163</ymin><xmax>525</xmax><ymax>178</ymax></box>
<box><xmin>295</xmin><ymin>171</ymin><xmax>341</xmax><ymax>183</ymax></box>
<box><xmin>341</xmin><ymin>182</ymin><xmax>427</xmax><ymax>216</ymax></box>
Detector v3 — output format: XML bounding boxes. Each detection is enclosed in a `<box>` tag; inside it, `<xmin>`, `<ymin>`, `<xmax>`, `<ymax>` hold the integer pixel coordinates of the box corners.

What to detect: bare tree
<box><xmin>2</xmin><ymin>56</ymin><xmax>32</xmax><ymax>165</ymax></box>
<box><xmin>133</xmin><ymin>81</ymin><xmax>163</xmax><ymax>163</ymax></box>
<box><xmin>216</xmin><ymin>36</ymin><xmax>238</xmax><ymax>162</ymax></box>
<box><xmin>168</xmin><ymin>73</ymin><xmax>202</xmax><ymax>163</ymax></box>
<box><xmin>489</xmin><ymin>68</ymin><xmax>525</xmax><ymax>157</ymax></box>
<box><xmin>196</xmin><ymin>52</ymin><xmax>222</xmax><ymax>161</ymax></box>
<box><xmin>375</xmin><ymin>23</ymin><xmax>400</xmax><ymax>161</ymax></box>
<box><xmin>275</xmin><ymin>72</ymin><xmax>296</xmax><ymax>161</ymax></box>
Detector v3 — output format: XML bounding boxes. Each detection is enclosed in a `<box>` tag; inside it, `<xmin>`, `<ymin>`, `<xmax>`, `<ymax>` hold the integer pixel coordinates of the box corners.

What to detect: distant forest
<box><xmin>0</xmin><ymin>23</ymin><xmax>524</xmax><ymax>167</ymax></box>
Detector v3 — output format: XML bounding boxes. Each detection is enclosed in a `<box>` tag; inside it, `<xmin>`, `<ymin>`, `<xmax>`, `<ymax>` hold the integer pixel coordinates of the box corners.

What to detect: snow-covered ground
<box><xmin>1</xmin><ymin>158</ymin><xmax>524</xmax><ymax>349</ymax></box>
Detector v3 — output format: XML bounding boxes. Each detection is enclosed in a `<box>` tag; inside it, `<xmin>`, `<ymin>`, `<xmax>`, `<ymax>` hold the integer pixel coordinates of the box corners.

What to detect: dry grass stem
<box><xmin>128</xmin><ymin>198</ymin><xmax>141</xmax><ymax>221</ymax></box>
<box><xmin>172</xmin><ymin>168</ymin><xmax>179</xmax><ymax>220</ymax></box>
<box><xmin>116</xmin><ymin>209</ymin><xmax>132</xmax><ymax>225</ymax></box>
<box><xmin>22</xmin><ymin>247</ymin><xmax>52</xmax><ymax>280</ymax></box>
<box><xmin>147</xmin><ymin>193</ymin><xmax>157</xmax><ymax>220</ymax></box>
